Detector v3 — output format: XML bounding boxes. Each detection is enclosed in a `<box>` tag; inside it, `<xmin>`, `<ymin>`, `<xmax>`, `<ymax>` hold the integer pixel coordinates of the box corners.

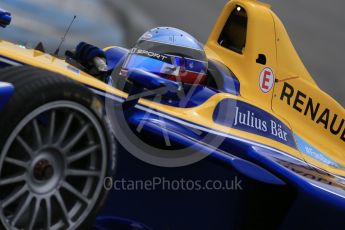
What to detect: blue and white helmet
<box><xmin>121</xmin><ymin>27</ymin><xmax>208</xmax><ymax>84</ymax></box>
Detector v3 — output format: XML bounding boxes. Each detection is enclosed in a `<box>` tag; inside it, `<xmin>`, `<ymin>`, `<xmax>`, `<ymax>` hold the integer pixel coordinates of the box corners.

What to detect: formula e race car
<box><xmin>1</xmin><ymin>0</ymin><xmax>345</xmax><ymax>229</ymax></box>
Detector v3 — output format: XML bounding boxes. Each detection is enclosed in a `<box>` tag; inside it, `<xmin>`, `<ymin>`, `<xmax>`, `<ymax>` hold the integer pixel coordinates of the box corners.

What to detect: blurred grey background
<box><xmin>1</xmin><ymin>0</ymin><xmax>344</xmax><ymax>106</ymax></box>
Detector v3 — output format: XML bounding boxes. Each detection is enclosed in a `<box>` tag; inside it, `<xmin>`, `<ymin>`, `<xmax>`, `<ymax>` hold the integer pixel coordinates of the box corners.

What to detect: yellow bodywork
<box><xmin>0</xmin><ymin>40</ymin><xmax>127</xmax><ymax>99</ymax></box>
<box><xmin>0</xmin><ymin>0</ymin><xmax>344</xmax><ymax>175</ymax></box>
<box><xmin>205</xmin><ymin>0</ymin><xmax>345</xmax><ymax>174</ymax></box>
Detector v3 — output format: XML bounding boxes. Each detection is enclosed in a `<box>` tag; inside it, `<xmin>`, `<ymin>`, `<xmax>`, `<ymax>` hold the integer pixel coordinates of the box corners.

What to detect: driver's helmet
<box><xmin>121</xmin><ymin>27</ymin><xmax>208</xmax><ymax>85</ymax></box>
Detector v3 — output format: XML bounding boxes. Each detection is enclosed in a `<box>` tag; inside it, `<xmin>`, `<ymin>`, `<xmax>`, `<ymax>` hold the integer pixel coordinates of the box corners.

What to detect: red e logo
<box><xmin>259</xmin><ymin>67</ymin><xmax>275</xmax><ymax>93</ymax></box>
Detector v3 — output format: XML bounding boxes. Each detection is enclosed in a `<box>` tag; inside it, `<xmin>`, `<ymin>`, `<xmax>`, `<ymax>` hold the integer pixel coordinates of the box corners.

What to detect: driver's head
<box><xmin>121</xmin><ymin>27</ymin><xmax>208</xmax><ymax>85</ymax></box>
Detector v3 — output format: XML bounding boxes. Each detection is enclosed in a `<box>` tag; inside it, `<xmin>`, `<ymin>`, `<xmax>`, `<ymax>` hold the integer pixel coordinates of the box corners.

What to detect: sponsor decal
<box><xmin>294</xmin><ymin>134</ymin><xmax>344</xmax><ymax>169</ymax></box>
<box><xmin>280</xmin><ymin>82</ymin><xmax>345</xmax><ymax>144</ymax></box>
<box><xmin>130</xmin><ymin>48</ymin><xmax>168</xmax><ymax>62</ymax></box>
<box><xmin>277</xmin><ymin>159</ymin><xmax>345</xmax><ymax>197</ymax></box>
<box><xmin>259</xmin><ymin>67</ymin><xmax>275</xmax><ymax>93</ymax></box>
<box><xmin>213</xmin><ymin>99</ymin><xmax>296</xmax><ymax>148</ymax></box>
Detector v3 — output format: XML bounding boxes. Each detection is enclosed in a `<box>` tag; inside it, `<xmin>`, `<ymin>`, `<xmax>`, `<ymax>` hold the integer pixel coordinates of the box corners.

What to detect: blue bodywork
<box><xmin>0</xmin><ymin>82</ymin><xmax>14</xmax><ymax>110</ymax></box>
<box><xmin>93</xmin><ymin>90</ymin><xmax>345</xmax><ymax>229</ymax></box>
<box><xmin>95</xmin><ymin>48</ymin><xmax>345</xmax><ymax>229</ymax></box>
<box><xmin>1</xmin><ymin>44</ymin><xmax>345</xmax><ymax>230</ymax></box>
<box><xmin>91</xmin><ymin>92</ymin><xmax>345</xmax><ymax>229</ymax></box>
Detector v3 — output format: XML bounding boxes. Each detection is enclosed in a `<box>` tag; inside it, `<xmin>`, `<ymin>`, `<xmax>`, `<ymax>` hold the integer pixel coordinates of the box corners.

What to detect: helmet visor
<box><xmin>121</xmin><ymin>39</ymin><xmax>207</xmax><ymax>84</ymax></box>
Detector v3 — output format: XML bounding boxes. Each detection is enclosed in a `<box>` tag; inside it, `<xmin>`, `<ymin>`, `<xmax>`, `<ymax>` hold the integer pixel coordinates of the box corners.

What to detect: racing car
<box><xmin>1</xmin><ymin>0</ymin><xmax>345</xmax><ymax>229</ymax></box>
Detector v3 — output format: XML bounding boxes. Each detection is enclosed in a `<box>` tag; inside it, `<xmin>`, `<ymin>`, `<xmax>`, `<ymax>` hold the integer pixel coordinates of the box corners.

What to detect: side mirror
<box><xmin>127</xmin><ymin>69</ymin><xmax>181</xmax><ymax>94</ymax></box>
<box><xmin>0</xmin><ymin>9</ymin><xmax>11</xmax><ymax>28</ymax></box>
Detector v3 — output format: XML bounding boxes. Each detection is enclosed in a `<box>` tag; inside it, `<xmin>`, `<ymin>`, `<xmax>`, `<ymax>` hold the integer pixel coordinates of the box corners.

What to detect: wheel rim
<box><xmin>0</xmin><ymin>101</ymin><xmax>108</xmax><ymax>230</ymax></box>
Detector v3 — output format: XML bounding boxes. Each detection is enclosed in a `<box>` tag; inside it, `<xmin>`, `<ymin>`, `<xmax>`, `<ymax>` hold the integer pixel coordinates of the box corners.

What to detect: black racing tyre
<box><xmin>0</xmin><ymin>66</ymin><xmax>116</xmax><ymax>230</ymax></box>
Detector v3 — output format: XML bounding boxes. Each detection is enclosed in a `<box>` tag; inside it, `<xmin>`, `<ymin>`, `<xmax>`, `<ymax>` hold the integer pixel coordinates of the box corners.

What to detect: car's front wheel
<box><xmin>0</xmin><ymin>66</ymin><xmax>116</xmax><ymax>230</ymax></box>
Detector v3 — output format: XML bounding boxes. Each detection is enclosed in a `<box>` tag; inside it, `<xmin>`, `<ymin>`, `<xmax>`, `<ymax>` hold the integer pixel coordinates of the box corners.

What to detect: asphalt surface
<box><xmin>1</xmin><ymin>0</ymin><xmax>125</xmax><ymax>52</ymax></box>
<box><xmin>1</xmin><ymin>0</ymin><xmax>344</xmax><ymax>106</ymax></box>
